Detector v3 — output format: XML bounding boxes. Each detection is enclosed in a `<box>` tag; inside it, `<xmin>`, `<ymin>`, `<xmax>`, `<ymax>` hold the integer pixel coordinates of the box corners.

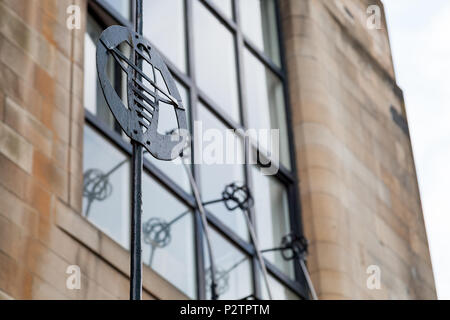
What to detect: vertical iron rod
<box><xmin>130</xmin><ymin>144</ymin><xmax>143</xmax><ymax>300</ymax></box>
<box><xmin>298</xmin><ymin>257</ymin><xmax>318</xmax><ymax>300</ymax></box>
<box><xmin>182</xmin><ymin>160</ymin><xmax>219</xmax><ymax>300</ymax></box>
<box><xmin>242</xmin><ymin>210</ymin><xmax>273</xmax><ymax>299</ymax></box>
<box><xmin>130</xmin><ymin>0</ymin><xmax>144</xmax><ymax>301</ymax></box>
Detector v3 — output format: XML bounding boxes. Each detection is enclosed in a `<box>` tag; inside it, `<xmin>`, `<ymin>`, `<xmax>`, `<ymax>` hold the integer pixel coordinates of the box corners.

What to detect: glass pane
<box><xmin>145</xmin><ymin>80</ymin><xmax>191</xmax><ymax>193</ymax></box>
<box><xmin>205</xmin><ymin>229</ymin><xmax>253</xmax><ymax>299</ymax></box>
<box><xmin>83</xmin><ymin>16</ymin><xmax>97</xmax><ymax>116</ymax></box>
<box><xmin>260</xmin><ymin>274</ymin><xmax>299</xmax><ymax>300</ymax></box>
<box><xmin>104</xmin><ymin>0</ymin><xmax>131</xmax><ymax>19</ymax></box>
<box><xmin>84</xmin><ymin>16</ymin><xmax>115</xmax><ymax>127</ymax></box>
<box><xmin>144</xmin><ymin>0</ymin><xmax>186</xmax><ymax>72</ymax></box>
<box><xmin>240</xmin><ymin>0</ymin><xmax>280</xmax><ymax>66</ymax></box>
<box><xmin>82</xmin><ymin>125</ymin><xmax>130</xmax><ymax>249</ymax></box>
<box><xmin>197</xmin><ymin>103</ymin><xmax>248</xmax><ymax>240</ymax></box>
<box><xmin>142</xmin><ymin>173</ymin><xmax>196</xmax><ymax>298</ymax></box>
<box><xmin>252</xmin><ymin>166</ymin><xmax>295</xmax><ymax>279</ymax></box>
<box><xmin>243</xmin><ymin>49</ymin><xmax>290</xmax><ymax>169</ymax></box>
<box><xmin>208</xmin><ymin>0</ymin><xmax>233</xmax><ymax>19</ymax></box>
<box><xmin>84</xmin><ymin>16</ymin><xmax>125</xmax><ymax>134</ymax></box>
<box><xmin>193</xmin><ymin>0</ymin><xmax>240</xmax><ymax>122</ymax></box>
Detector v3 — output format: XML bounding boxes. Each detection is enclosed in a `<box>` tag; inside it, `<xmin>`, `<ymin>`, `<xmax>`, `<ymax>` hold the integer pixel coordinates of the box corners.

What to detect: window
<box><xmin>143</xmin><ymin>0</ymin><xmax>187</xmax><ymax>72</ymax></box>
<box><xmin>252</xmin><ymin>166</ymin><xmax>294</xmax><ymax>278</ymax></box>
<box><xmin>208</xmin><ymin>0</ymin><xmax>233</xmax><ymax>19</ymax></box>
<box><xmin>239</xmin><ymin>0</ymin><xmax>280</xmax><ymax>66</ymax></box>
<box><xmin>84</xmin><ymin>15</ymin><xmax>116</xmax><ymax>128</ymax></box>
<box><xmin>83</xmin><ymin>0</ymin><xmax>304</xmax><ymax>300</ymax></box>
<box><xmin>243</xmin><ymin>48</ymin><xmax>290</xmax><ymax>169</ymax></box>
<box><xmin>193</xmin><ymin>0</ymin><xmax>240</xmax><ymax>122</ymax></box>
<box><xmin>141</xmin><ymin>173</ymin><xmax>196</xmax><ymax>297</ymax></box>
<box><xmin>104</xmin><ymin>0</ymin><xmax>131</xmax><ymax>20</ymax></box>
<box><xmin>205</xmin><ymin>229</ymin><xmax>253</xmax><ymax>299</ymax></box>
<box><xmin>83</xmin><ymin>125</ymin><xmax>130</xmax><ymax>249</ymax></box>
<box><xmin>197</xmin><ymin>103</ymin><xmax>248</xmax><ymax>240</ymax></box>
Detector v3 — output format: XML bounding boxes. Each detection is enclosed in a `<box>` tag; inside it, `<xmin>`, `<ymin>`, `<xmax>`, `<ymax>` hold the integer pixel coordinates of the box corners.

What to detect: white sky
<box><xmin>383</xmin><ymin>0</ymin><xmax>450</xmax><ymax>299</ymax></box>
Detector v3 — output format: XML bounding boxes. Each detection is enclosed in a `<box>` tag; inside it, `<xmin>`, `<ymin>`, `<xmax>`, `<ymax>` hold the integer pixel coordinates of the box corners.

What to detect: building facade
<box><xmin>0</xmin><ymin>0</ymin><xmax>436</xmax><ymax>299</ymax></box>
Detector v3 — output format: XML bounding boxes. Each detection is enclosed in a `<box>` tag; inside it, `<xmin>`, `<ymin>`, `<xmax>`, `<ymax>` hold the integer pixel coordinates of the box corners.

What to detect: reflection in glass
<box><xmin>145</xmin><ymin>80</ymin><xmax>191</xmax><ymax>193</ymax></box>
<box><xmin>243</xmin><ymin>49</ymin><xmax>290</xmax><ymax>169</ymax></box>
<box><xmin>82</xmin><ymin>125</ymin><xmax>130</xmax><ymax>249</ymax></box>
<box><xmin>142</xmin><ymin>173</ymin><xmax>196</xmax><ymax>298</ymax></box>
<box><xmin>240</xmin><ymin>0</ymin><xmax>280</xmax><ymax>66</ymax></box>
<box><xmin>144</xmin><ymin>0</ymin><xmax>186</xmax><ymax>72</ymax></box>
<box><xmin>208</xmin><ymin>0</ymin><xmax>233</xmax><ymax>19</ymax></box>
<box><xmin>252</xmin><ymin>166</ymin><xmax>295</xmax><ymax>279</ymax></box>
<box><xmin>197</xmin><ymin>104</ymin><xmax>248</xmax><ymax>240</ymax></box>
<box><xmin>193</xmin><ymin>0</ymin><xmax>240</xmax><ymax>122</ymax></box>
<box><xmin>261</xmin><ymin>273</ymin><xmax>299</xmax><ymax>300</ymax></box>
<box><xmin>205</xmin><ymin>229</ymin><xmax>253</xmax><ymax>299</ymax></box>
<box><xmin>104</xmin><ymin>0</ymin><xmax>131</xmax><ymax>19</ymax></box>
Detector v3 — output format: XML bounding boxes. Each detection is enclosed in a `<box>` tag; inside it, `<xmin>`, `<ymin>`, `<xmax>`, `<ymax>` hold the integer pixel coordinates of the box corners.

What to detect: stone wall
<box><xmin>280</xmin><ymin>0</ymin><xmax>436</xmax><ymax>299</ymax></box>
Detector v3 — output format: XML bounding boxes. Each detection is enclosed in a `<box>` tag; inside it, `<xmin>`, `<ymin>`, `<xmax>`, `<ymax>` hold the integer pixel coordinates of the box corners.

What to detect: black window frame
<box><xmin>85</xmin><ymin>0</ymin><xmax>308</xmax><ymax>300</ymax></box>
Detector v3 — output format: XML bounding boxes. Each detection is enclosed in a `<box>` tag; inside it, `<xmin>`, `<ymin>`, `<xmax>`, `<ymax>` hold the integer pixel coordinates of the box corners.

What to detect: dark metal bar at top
<box><xmin>130</xmin><ymin>0</ymin><xmax>144</xmax><ymax>301</ymax></box>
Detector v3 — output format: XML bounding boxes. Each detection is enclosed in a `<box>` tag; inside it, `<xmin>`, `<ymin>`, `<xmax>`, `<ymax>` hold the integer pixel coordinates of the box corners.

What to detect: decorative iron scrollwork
<box><xmin>221</xmin><ymin>183</ymin><xmax>254</xmax><ymax>211</ymax></box>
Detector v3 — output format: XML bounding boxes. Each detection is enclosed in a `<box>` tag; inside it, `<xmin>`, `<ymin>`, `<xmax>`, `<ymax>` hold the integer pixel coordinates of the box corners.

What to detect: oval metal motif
<box><xmin>96</xmin><ymin>25</ymin><xmax>188</xmax><ymax>160</ymax></box>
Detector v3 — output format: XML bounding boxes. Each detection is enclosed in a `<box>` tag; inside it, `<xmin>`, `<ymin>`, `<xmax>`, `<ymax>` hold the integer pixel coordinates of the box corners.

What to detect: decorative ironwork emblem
<box><xmin>96</xmin><ymin>25</ymin><xmax>188</xmax><ymax>160</ymax></box>
<box><xmin>280</xmin><ymin>233</ymin><xmax>309</xmax><ymax>261</ymax></box>
<box><xmin>222</xmin><ymin>183</ymin><xmax>254</xmax><ymax>211</ymax></box>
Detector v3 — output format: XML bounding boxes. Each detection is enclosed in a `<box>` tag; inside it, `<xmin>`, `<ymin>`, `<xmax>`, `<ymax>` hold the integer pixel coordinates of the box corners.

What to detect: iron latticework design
<box><xmin>262</xmin><ymin>233</ymin><xmax>318</xmax><ymax>300</ymax></box>
<box><xmin>221</xmin><ymin>183</ymin><xmax>254</xmax><ymax>211</ymax></box>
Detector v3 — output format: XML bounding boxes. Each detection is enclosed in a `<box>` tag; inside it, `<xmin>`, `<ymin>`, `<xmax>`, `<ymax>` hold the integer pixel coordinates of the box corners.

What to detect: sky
<box><xmin>383</xmin><ymin>0</ymin><xmax>450</xmax><ymax>299</ymax></box>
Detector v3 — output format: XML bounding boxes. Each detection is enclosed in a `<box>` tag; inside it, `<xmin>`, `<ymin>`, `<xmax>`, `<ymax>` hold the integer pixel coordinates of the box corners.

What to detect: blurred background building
<box><xmin>0</xmin><ymin>0</ymin><xmax>436</xmax><ymax>299</ymax></box>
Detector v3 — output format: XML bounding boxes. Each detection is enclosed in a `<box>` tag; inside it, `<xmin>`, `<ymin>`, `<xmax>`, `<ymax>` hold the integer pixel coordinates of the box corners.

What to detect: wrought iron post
<box><xmin>130</xmin><ymin>0</ymin><xmax>144</xmax><ymax>301</ymax></box>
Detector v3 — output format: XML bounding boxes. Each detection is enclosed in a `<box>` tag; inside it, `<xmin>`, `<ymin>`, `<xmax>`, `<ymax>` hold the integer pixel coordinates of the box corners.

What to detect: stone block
<box><xmin>0</xmin><ymin>121</ymin><xmax>33</xmax><ymax>173</ymax></box>
<box><xmin>4</xmin><ymin>97</ymin><xmax>53</xmax><ymax>157</ymax></box>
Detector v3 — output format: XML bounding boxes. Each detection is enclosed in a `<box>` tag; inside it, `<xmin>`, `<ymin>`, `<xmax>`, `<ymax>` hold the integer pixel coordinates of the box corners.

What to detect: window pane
<box><xmin>240</xmin><ymin>0</ymin><xmax>280</xmax><ymax>66</ymax></box>
<box><xmin>243</xmin><ymin>49</ymin><xmax>290</xmax><ymax>169</ymax></box>
<box><xmin>84</xmin><ymin>16</ymin><xmax>126</xmax><ymax>135</ymax></box>
<box><xmin>197</xmin><ymin>104</ymin><xmax>248</xmax><ymax>240</ymax></box>
<box><xmin>82</xmin><ymin>125</ymin><xmax>130</xmax><ymax>249</ymax></box>
<box><xmin>142</xmin><ymin>173</ymin><xmax>196</xmax><ymax>298</ymax></box>
<box><xmin>205</xmin><ymin>229</ymin><xmax>253</xmax><ymax>299</ymax></box>
<box><xmin>252</xmin><ymin>166</ymin><xmax>295</xmax><ymax>279</ymax></box>
<box><xmin>84</xmin><ymin>16</ymin><xmax>116</xmax><ymax>128</ymax></box>
<box><xmin>144</xmin><ymin>0</ymin><xmax>186</xmax><ymax>72</ymax></box>
<box><xmin>145</xmin><ymin>81</ymin><xmax>191</xmax><ymax>193</ymax></box>
<box><xmin>208</xmin><ymin>0</ymin><xmax>233</xmax><ymax>19</ymax></box>
<box><xmin>193</xmin><ymin>0</ymin><xmax>240</xmax><ymax>122</ymax></box>
<box><xmin>104</xmin><ymin>0</ymin><xmax>131</xmax><ymax>19</ymax></box>
<box><xmin>260</xmin><ymin>274</ymin><xmax>299</xmax><ymax>300</ymax></box>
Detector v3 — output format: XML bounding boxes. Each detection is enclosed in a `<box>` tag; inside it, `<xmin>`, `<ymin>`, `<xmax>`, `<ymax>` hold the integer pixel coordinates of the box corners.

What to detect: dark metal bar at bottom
<box><xmin>130</xmin><ymin>142</ymin><xmax>143</xmax><ymax>300</ymax></box>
